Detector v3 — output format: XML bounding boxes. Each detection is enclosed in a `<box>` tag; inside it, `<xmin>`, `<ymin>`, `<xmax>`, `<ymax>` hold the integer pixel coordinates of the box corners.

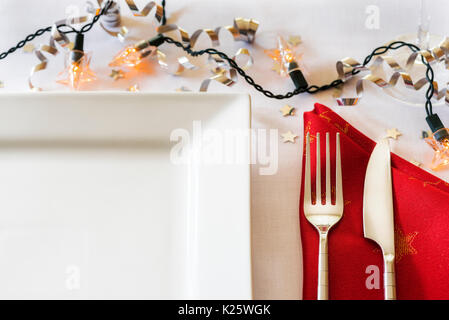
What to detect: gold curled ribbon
<box><xmin>335</xmin><ymin>37</ymin><xmax>449</xmax><ymax>106</ymax></box>
<box><xmin>124</xmin><ymin>0</ymin><xmax>163</xmax><ymax>20</ymax></box>
<box><xmin>156</xmin><ymin>18</ymin><xmax>258</xmax><ymax>88</ymax></box>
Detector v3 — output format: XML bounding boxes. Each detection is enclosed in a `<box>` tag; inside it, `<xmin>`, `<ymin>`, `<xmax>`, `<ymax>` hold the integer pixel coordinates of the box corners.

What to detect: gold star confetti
<box><xmin>23</xmin><ymin>43</ymin><xmax>35</xmax><ymax>53</ymax></box>
<box><xmin>280</xmin><ymin>104</ymin><xmax>295</xmax><ymax>116</ymax></box>
<box><xmin>127</xmin><ymin>84</ymin><xmax>139</xmax><ymax>92</ymax></box>
<box><xmin>385</xmin><ymin>128</ymin><xmax>402</xmax><ymax>140</ymax></box>
<box><xmin>281</xmin><ymin>131</ymin><xmax>298</xmax><ymax>143</ymax></box>
<box><xmin>110</xmin><ymin>69</ymin><xmax>125</xmax><ymax>81</ymax></box>
<box><xmin>287</xmin><ymin>35</ymin><xmax>302</xmax><ymax>47</ymax></box>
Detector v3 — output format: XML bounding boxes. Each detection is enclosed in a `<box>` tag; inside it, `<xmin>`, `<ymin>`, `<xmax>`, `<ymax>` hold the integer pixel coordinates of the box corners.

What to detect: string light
<box><xmin>264</xmin><ymin>36</ymin><xmax>308</xmax><ymax>90</ymax></box>
<box><xmin>0</xmin><ymin>0</ymin><xmax>448</xmax><ymax>170</ymax></box>
<box><xmin>57</xmin><ymin>34</ymin><xmax>96</xmax><ymax>90</ymax></box>
<box><xmin>109</xmin><ymin>34</ymin><xmax>165</xmax><ymax>69</ymax></box>
<box><xmin>425</xmin><ymin>127</ymin><xmax>449</xmax><ymax>170</ymax></box>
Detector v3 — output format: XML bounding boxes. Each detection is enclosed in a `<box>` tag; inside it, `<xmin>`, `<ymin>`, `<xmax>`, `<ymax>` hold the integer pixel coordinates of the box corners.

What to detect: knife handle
<box><xmin>384</xmin><ymin>255</ymin><xmax>396</xmax><ymax>300</ymax></box>
<box><xmin>317</xmin><ymin>232</ymin><xmax>329</xmax><ymax>300</ymax></box>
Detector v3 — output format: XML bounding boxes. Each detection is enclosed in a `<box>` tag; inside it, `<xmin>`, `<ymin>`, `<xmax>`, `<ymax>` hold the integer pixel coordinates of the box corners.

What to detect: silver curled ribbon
<box><xmin>85</xmin><ymin>0</ymin><xmax>164</xmax><ymax>41</ymax></box>
<box><xmin>335</xmin><ymin>37</ymin><xmax>449</xmax><ymax>106</ymax></box>
<box><xmin>124</xmin><ymin>0</ymin><xmax>163</xmax><ymax>20</ymax></box>
<box><xmin>86</xmin><ymin>0</ymin><xmax>128</xmax><ymax>42</ymax></box>
<box><xmin>156</xmin><ymin>18</ymin><xmax>259</xmax><ymax>89</ymax></box>
<box><xmin>29</xmin><ymin>0</ymin><xmax>163</xmax><ymax>90</ymax></box>
<box><xmin>29</xmin><ymin>1</ymin><xmax>120</xmax><ymax>90</ymax></box>
<box><xmin>199</xmin><ymin>48</ymin><xmax>253</xmax><ymax>91</ymax></box>
<box><xmin>28</xmin><ymin>0</ymin><xmax>258</xmax><ymax>92</ymax></box>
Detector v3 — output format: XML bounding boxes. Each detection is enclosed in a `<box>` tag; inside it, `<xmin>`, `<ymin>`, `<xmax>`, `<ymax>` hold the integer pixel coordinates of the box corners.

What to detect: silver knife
<box><xmin>363</xmin><ymin>138</ymin><xmax>396</xmax><ymax>300</ymax></box>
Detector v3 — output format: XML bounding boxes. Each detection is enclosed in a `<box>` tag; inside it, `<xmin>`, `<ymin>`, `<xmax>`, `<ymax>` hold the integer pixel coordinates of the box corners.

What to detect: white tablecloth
<box><xmin>1</xmin><ymin>0</ymin><xmax>448</xmax><ymax>299</ymax></box>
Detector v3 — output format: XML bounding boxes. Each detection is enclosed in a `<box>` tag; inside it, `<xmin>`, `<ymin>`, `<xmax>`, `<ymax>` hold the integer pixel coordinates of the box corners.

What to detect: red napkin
<box><xmin>300</xmin><ymin>103</ymin><xmax>449</xmax><ymax>300</ymax></box>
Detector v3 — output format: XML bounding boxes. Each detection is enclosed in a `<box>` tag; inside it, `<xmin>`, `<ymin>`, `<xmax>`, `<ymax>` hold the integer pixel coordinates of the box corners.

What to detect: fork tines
<box><xmin>304</xmin><ymin>132</ymin><xmax>343</xmax><ymax>208</ymax></box>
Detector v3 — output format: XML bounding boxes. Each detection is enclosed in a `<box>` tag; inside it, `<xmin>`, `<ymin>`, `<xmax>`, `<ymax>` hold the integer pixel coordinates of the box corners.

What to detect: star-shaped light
<box><xmin>280</xmin><ymin>104</ymin><xmax>295</xmax><ymax>116</ymax></box>
<box><xmin>57</xmin><ymin>51</ymin><xmax>96</xmax><ymax>90</ymax></box>
<box><xmin>385</xmin><ymin>128</ymin><xmax>402</xmax><ymax>140</ymax></box>
<box><xmin>281</xmin><ymin>131</ymin><xmax>298</xmax><ymax>143</ymax></box>
<box><xmin>425</xmin><ymin>132</ymin><xmax>449</xmax><ymax>171</ymax></box>
<box><xmin>109</xmin><ymin>42</ymin><xmax>156</xmax><ymax>69</ymax></box>
<box><xmin>264</xmin><ymin>36</ymin><xmax>304</xmax><ymax>77</ymax></box>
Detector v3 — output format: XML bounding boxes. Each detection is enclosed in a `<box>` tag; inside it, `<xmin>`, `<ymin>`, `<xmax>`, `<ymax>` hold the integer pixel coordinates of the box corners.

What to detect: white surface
<box><xmin>0</xmin><ymin>0</ymin><xmax>448</xmax><ymax>299</ymax></box>
<box><xmin>0</xmin><ymin>92</ymin><xmax>251</xmax><ymax>299</ymax></box>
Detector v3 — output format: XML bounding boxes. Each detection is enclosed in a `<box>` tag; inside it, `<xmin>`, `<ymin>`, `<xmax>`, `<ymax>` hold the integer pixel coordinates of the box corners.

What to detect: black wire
<box><xmin>0</xmin><ymin>0</ymin><xmax>437</xmax><ymax>118</ymax></box>
<box><xmin>162</xmin><ymin>36</ymin><xmax>436</xmax><ymax>116</ymax></box>
<box><xmin>161</xmin><ymin>0</ymin><xmax>167</xmax><ymax>26</ymax></box>
<box><xmin>158</xmin><ymin>0</ymin><xmax>436</xmax><ymax>117</ymax></box>
<box><xmin>0</xmin><ymin>0</ymin><xmax>113</xmax><ymax>60</ymax></box>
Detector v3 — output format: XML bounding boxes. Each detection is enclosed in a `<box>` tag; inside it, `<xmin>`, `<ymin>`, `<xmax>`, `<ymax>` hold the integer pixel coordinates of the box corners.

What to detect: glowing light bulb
<box><xmin>57</xmin><ymin>34</ymin><xmax>96</xmax><ymax>90</ymax></box>
<box><xmin>264</xmin><ymin>36</ymin><xmax>304</xmax><ymax>77</ymax></box>
<box><xmin>425</xmin><ymin>128</ymin><xmax>449</xmax><ymax>171</ymax></box>
<box><xmin>109</xmin><ymin>41</ymin><xmax>156</xmax><ymax>68</ymax></box>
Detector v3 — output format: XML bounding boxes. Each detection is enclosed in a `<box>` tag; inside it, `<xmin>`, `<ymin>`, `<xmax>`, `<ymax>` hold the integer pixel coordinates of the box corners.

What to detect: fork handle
<box><xmin>317</xmin><ymin>232</ymin><xmax>329</xmax><ymax>300</ymax></box>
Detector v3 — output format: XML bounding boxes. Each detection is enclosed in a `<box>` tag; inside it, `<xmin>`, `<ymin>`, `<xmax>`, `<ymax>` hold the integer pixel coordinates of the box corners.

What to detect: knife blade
<box><xmin>363</xmin><ymin>138</ymin><xmax>396</xmax><ymax>300</ymax></box>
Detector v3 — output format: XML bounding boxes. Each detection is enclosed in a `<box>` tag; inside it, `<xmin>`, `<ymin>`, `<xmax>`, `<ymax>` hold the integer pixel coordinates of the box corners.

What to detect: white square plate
<box><xmin>0</xmin><ymin>92</ymin><xmax>252</xmax><ymax>299</ymax></box>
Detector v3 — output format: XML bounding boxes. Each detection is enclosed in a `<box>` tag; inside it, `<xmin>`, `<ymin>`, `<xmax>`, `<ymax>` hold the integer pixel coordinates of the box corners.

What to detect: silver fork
<box><xmin>304</xmin><ymin>132</ymin><xmax>343</xmax><ymax>300</ymax></box>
